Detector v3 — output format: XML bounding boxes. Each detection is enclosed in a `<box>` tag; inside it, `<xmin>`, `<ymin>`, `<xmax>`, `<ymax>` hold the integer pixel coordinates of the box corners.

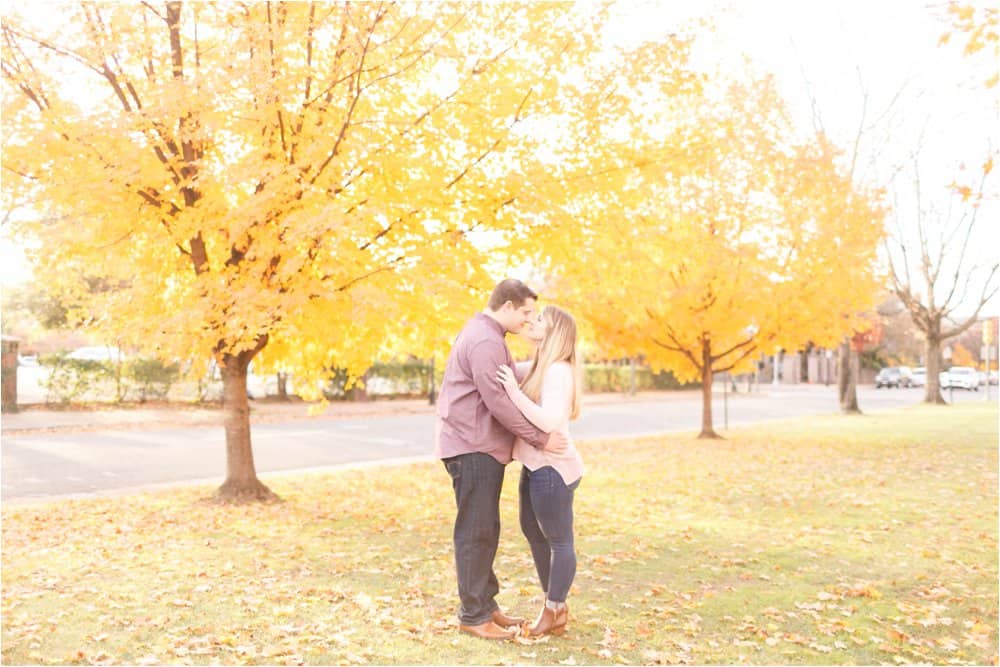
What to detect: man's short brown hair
<box><xmin>487</xmin><ymin>278</ymin><xmax>538</xmax><ymax>310</ymax></box>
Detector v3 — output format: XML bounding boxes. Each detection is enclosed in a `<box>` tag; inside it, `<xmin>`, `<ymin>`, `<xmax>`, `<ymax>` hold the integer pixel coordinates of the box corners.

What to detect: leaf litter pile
<box><xmin>3</xmin><ymin>402</ymin><xmax>996</xmax><ymax>665</ymax></box>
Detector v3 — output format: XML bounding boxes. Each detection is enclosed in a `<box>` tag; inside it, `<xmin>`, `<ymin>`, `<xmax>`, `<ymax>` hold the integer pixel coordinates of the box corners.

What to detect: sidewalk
<box><xmin>0</xmin><ymin>389</ymin><xmax>726</xmax><ymax>436</ymax></box>
<box><xmin>0</xmin><ymin>398</ymin><xmax>433</xmax><ymax>436</ymax></box>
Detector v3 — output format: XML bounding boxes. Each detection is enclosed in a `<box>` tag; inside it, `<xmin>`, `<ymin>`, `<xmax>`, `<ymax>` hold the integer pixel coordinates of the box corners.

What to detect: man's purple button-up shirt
<box><xmin>434</xmin><ymin>313</ymin><xmax>548</xmax><ymax>464</ymax></box>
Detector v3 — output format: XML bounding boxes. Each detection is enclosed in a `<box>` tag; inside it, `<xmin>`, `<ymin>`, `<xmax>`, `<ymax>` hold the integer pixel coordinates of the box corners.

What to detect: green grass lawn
<box><xmin>3</xmin><ymin>402</ymin><xmax>997</xmax><ymax>665</ymax></box>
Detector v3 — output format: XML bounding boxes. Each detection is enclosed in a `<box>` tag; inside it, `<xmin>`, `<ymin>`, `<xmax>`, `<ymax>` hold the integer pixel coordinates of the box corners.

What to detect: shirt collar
<box><xmin>476</xmin><ymin>312</ymin><xmax>507</xmax><ymax>337</ymax></box>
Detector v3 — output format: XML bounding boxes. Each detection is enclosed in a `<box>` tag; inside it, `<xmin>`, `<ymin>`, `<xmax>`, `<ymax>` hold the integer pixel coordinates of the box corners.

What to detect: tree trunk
<box><xmin>276</xmin><ymin>372</ymin><xmax>289</xmax><ymax>401</ymax></box>
<box><xmin>698</xmin><ymin>338</ymin><xmax>720</xmax><ymax>439</ymax></box>
<box><xmin>923</xmin><ymin>335</ymin><xmax>947</xmax><ymax>404</ymax></box>
<box><xmin>838</xmin><ymin>340</ymin><xmax>861</xmax><ymax>414</ymax></box>
<box><xmin>214</xmin><ymin>349</ymin><xmax>278</xmax><ymax>503</ymax></box>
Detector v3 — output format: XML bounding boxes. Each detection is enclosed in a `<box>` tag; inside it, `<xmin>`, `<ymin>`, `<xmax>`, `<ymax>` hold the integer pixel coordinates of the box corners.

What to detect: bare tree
<box><xmin>797</xmin><ymin>61</ymin><xmax>906</xmax><ymax>413</ymax></box>
<box><xmin>875</xmin><ymin>293</ymin><xmax>925</xmax><ymax>365</ymax></box>
<box><xmin>886</xmin><ymin>158</ymin><xmax>999</xmax><ymax>403</ymax></box>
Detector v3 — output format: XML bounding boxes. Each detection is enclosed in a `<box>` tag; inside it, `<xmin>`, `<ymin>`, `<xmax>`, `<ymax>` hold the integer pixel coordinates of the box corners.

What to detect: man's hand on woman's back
<box><xmin>544</xmin><ymin>430</ymin><xmax>569</xmax><ymax>454</ymax></box>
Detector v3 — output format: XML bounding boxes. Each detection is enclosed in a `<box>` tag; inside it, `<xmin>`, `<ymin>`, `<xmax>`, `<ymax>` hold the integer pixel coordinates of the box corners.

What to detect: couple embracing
<box><xmin>434</xmin><ymin>278</ymin><xmax>584</xmax><ymax>640</ymax></box>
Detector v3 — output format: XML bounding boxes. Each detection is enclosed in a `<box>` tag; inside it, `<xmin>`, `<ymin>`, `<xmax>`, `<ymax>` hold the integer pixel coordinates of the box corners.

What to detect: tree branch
<box><xmin>711</xmin><ymin>333</ymin><xmax>757</xmax><ymax>364</ymax></box>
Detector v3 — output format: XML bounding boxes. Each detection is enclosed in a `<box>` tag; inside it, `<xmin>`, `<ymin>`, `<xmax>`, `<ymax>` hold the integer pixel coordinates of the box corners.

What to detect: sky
<box><xmin>613</xmin><ymin>0</ymin><xmax>996</xmax><ymax>163</ymax></box>
<box><xmin>2</xmin><ymin>0</ymin><xmax>998</xmax><ymax>314</ymax></box>
<box><xmin>611</xmin><ymin>0</ymin><xmax>999</xmax><ymax>316</ymax></box>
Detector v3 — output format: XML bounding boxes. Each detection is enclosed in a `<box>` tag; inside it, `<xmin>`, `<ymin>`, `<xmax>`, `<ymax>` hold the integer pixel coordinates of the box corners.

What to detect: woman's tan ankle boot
<box><xmin>528</xmin><ymin>604</ymin><xmax>568</xmax><ymax>637</ymax></box>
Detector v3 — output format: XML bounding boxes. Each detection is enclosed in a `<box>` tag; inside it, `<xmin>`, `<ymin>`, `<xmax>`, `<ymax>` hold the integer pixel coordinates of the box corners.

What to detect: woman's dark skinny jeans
<box><xmin>519</xmin><ymin>465</ymin><xmax>580</xmax><ymax>603</ymax></box>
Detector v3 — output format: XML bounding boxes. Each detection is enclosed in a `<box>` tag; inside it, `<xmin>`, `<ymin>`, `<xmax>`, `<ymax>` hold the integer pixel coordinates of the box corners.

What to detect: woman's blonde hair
<box><xmin>520</xmin><ymin>305</ymin><xmax>581</xmax><ymax>420</ymax></box>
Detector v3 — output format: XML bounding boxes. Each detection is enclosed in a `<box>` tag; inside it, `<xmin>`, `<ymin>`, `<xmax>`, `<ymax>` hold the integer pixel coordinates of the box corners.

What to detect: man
<box><xmin>435</xmin><ymin>278</ymin><xmax>568</xmax><ymax>640</ymax></box>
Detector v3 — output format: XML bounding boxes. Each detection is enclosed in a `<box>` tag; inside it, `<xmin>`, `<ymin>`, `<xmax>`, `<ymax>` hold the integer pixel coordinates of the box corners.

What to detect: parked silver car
<box><xmin>875</xmin><ymin>366</ymin><xmax>912</xmax><ymax>388</ymax></box>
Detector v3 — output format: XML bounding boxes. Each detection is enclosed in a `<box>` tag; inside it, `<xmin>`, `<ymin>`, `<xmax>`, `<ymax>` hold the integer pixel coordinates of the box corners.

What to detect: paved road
<box><xmin>2</xmin><ymin>384</ymin><xmax>990</xmax><ymax>502</ymax></box>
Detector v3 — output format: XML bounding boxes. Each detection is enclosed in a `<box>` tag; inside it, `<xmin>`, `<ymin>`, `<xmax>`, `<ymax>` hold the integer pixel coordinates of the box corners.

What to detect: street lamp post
<box><xmin>983</xmin><ymin>320</ymin><xmax>995</xmax><ymax>403</ymax></box>
<box><xmin>943</xmin><ymin>345</ymin><xmax>953</xmax><ymax>403</ymax></box>
<box><xmin>723</xmin><ymin>371</ymin><xmax>729</xmax><ymax>430</ymax></box>
<box><xmin>985</xmin><ymin>344</ymin><xmax>992</xmax><ymax>402</ymax></box>
<box><xmin>428</xmin><ymin>356</ymin><xmax>437</xmax><ymax>405</ymax></box>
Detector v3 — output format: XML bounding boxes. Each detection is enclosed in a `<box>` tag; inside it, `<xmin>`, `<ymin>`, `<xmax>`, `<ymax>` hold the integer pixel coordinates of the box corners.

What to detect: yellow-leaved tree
<box><xmin>1</xmin><ymin>1</ymin><xmax>608</xmax><ymax>501</ymax></box>
<box><xmin>939</xmin><ymin>1</ymin><xmax>999</xmax><ymax>89</ymax></box>
<box><xmin>521</xmin><ymin>68</ymin><xmax>885</xmax><ymax>438</ymax></box>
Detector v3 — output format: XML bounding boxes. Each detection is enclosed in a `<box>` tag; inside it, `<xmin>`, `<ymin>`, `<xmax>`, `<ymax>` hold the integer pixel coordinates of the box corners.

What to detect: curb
<box><xmin>0</xmin><ymin>454</ymin><xmax>441</xmax><ymax>507</ymax></box>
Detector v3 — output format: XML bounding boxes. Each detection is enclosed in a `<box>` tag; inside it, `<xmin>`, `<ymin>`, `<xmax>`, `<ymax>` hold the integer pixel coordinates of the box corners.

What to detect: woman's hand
<box><xmin>496</xmin><ymin>364</ymin><xmax>519</xmax><ymax>396</ymax></box>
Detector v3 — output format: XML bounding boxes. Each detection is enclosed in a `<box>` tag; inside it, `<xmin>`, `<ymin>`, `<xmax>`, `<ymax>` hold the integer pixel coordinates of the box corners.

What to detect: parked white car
<box><xmin>910</xmin><ymin>367</ymin><xmax>926</xmax><ymax>387</ymax></box>
<box><xmin>940</xmin><ymin>366</ymin><xmax>980</xmax><ymax>390</ymax></box>
<box><xmin>17</xmin><ymin>354</ymin><xmax>38</xmax><ymax>366</ymax></box>
<box><xmin>66</xmin><ymin>346</ymin><xmax>126</xmax><ymax>363</ymax></box>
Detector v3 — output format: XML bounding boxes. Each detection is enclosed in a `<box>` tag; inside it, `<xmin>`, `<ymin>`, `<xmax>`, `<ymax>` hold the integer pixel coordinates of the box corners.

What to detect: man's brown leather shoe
<box><xmin>459</xmin><ymin>620</ymin><xmax>517</xmax><ymax>640</ymax></box>
<box><xmin>491</xmin><ymin>609</ymin><xmax>525</xmax><ymax>628</ymax></box>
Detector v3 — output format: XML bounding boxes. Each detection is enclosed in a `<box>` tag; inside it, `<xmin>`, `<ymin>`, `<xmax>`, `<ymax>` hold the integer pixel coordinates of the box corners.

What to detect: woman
<box><xmin>496</xmin><ymin>305</ymin><xmax>584</xmax><ymax>638</ymax></box>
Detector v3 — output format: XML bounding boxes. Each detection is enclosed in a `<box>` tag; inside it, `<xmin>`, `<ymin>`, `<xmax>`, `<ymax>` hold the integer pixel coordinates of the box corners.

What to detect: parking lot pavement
<box><xmin>5</xmin><ymin>377</ymin><xmax>989</xmax><ymax>438</ymax></box>
<box><xmin>4</xmin><ymin>383</ymin><xmax>993</xmax><ymax>502</ymax></box>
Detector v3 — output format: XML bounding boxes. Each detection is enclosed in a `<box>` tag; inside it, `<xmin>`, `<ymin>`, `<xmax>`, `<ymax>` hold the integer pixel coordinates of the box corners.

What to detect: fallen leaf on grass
<box><xmin>599</xmin><ymin>626</ymin><xmax>620</xmax><ymax>647</ymax></box>
<box><xmin>887</xmin><ymin>628</ymin><xmax>910</xmax><ymax>643</ymax></box>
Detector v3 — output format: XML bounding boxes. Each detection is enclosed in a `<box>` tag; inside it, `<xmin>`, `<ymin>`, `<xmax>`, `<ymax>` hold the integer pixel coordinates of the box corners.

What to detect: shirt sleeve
<box><xmin>507</xmin><ymin>362</ymin><xmax>572</xmax><ymax>432</ymax></box>
<box><xmin>469</xmin><ymin>340</ymin><xmax>549</xmax><ymax>448</ymax></box>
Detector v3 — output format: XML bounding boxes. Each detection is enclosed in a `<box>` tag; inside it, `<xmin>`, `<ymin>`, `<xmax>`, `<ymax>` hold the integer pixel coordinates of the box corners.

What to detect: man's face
<box><xmin>502</xmin><ymin>298</ymin><xmax>537</xmax><ymax>334</ymax></box>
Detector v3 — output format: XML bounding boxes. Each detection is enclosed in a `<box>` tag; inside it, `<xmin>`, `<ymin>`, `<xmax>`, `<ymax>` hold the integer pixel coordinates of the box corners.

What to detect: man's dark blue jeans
<box><xmin>443</xmin><ymin>452</ymin><xmax>506</xmax><ymax>626</ymax></box>
<box><xmin>519</xmin><ymin>465</ymin><xmax>580</xmax><ymax>603</ymax></box>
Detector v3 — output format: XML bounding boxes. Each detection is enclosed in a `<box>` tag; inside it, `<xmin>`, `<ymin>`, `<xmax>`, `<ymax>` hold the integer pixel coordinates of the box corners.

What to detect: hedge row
<box><xmin>39</xmin><ymin>353</ymin><xmax>181</xmax><ymax>404</ymax></box>
<box><xmin>34</xmin><ymin>357</ymin><xmax>694</xmax><ymax>405</ymax></box>
<box><xmin>321</xmin><ymin>361</ymin><xmax>694</xmax><ymax>399</ymax></box>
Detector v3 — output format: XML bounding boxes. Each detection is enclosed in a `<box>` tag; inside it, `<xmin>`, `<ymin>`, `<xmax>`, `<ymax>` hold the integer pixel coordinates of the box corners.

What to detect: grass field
<box><xmin>2</xmin><ymin>402</ymin><xmax>997</xmax><ymax>665</ymax></box>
